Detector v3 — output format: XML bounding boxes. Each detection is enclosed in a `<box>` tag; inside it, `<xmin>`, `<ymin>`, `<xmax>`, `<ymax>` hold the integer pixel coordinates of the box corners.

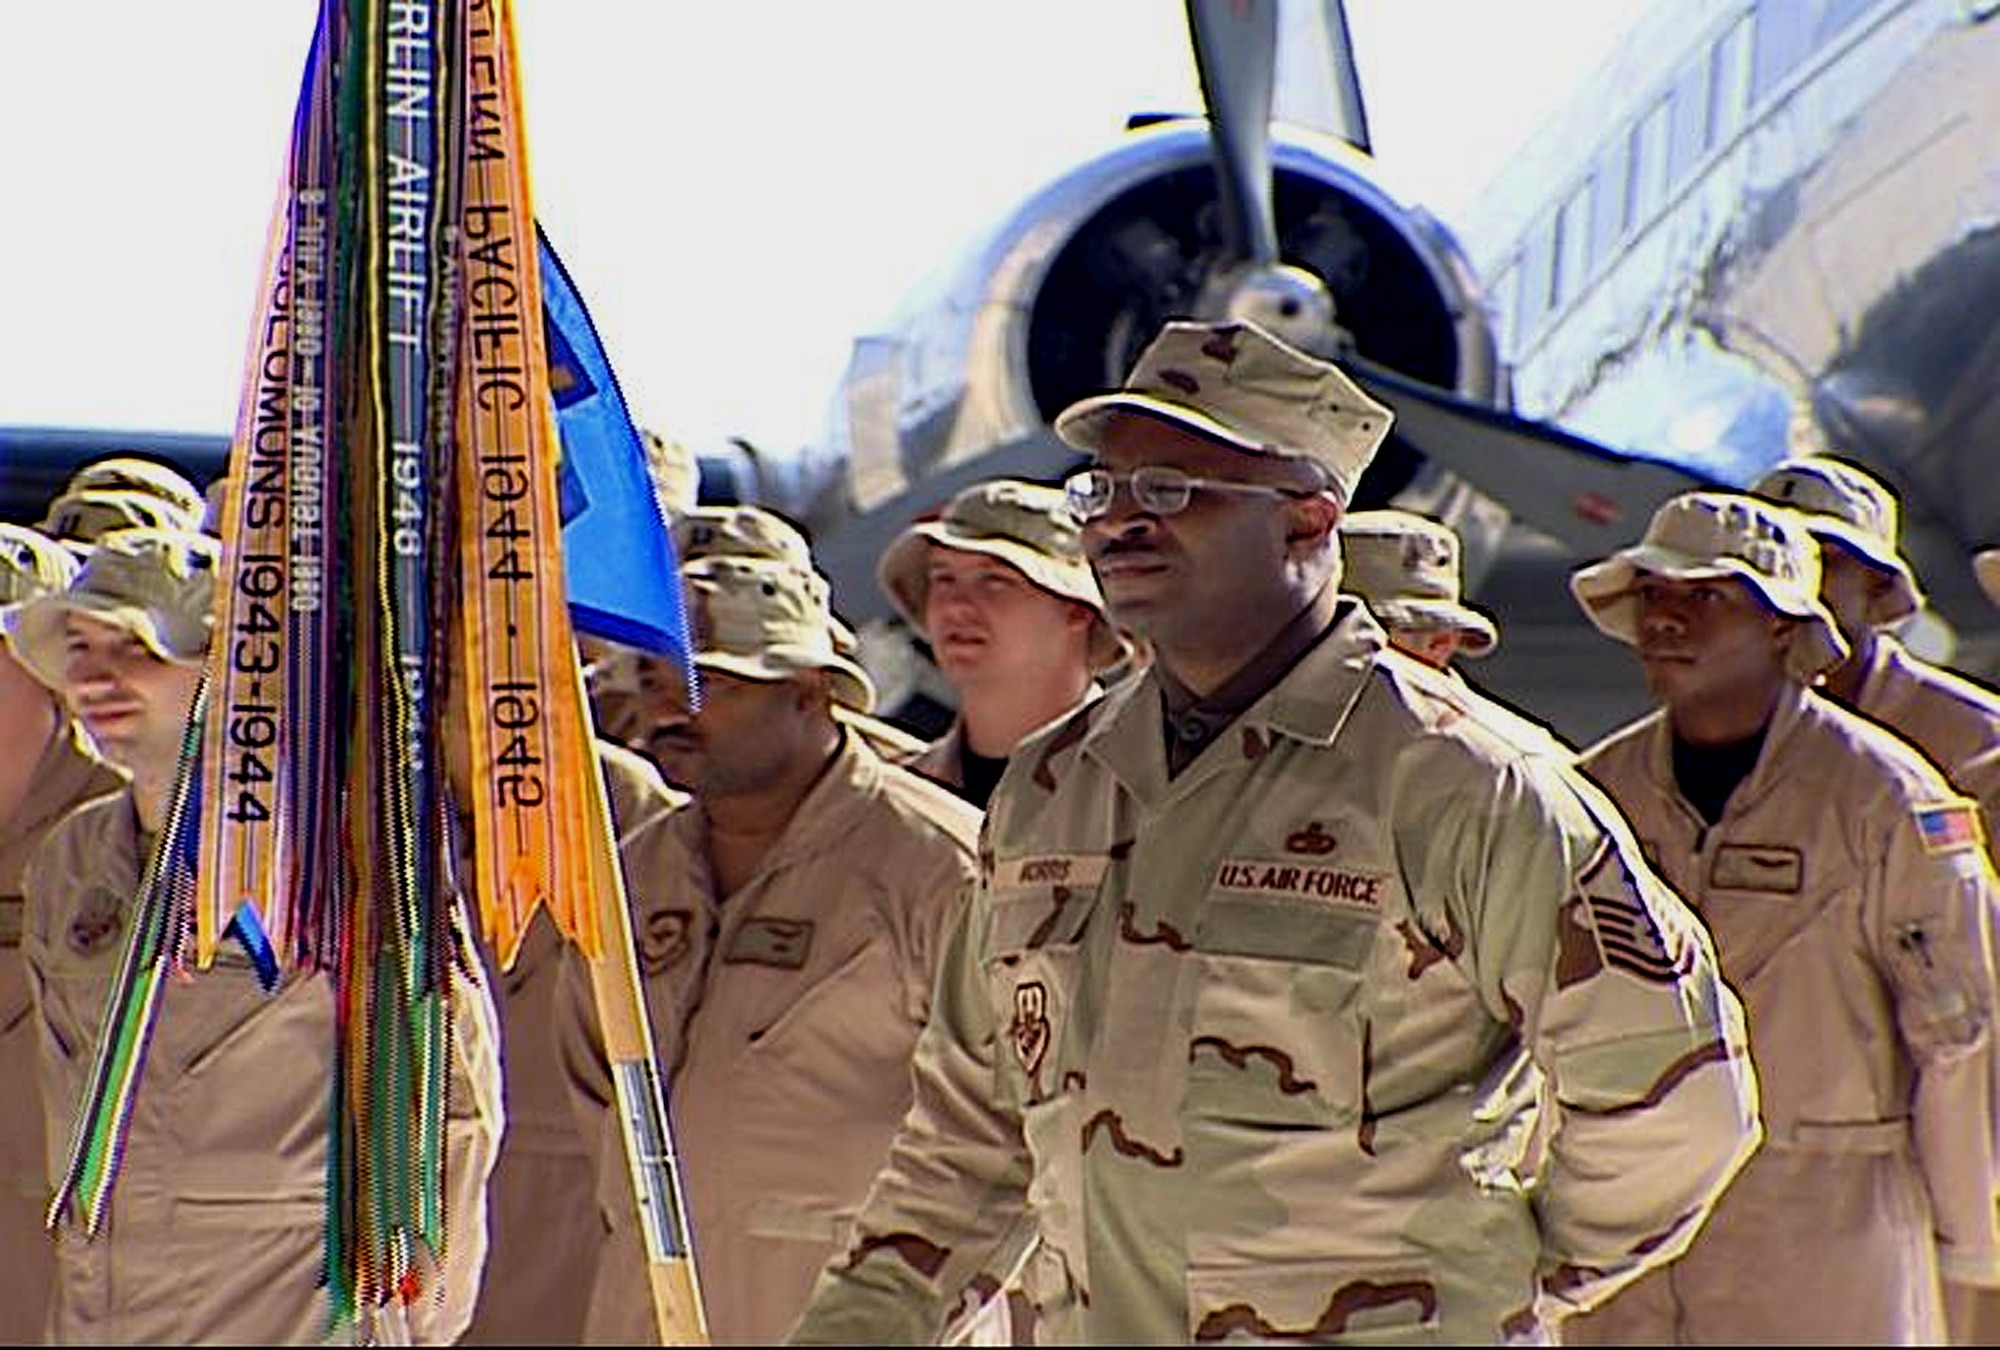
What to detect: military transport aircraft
<box><xmin>7</xmin><ymin>0</ymin><xmax>1996</xmax><ymax>744</ymax></box>
<box><xmin>691</xmin><ymin>0</ymin><xmax>2000</xmax><ymax>740</ymax></box>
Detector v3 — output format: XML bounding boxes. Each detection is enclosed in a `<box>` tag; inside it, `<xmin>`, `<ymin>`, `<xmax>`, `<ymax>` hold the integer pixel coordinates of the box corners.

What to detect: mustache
<box><xmin>643</xmin><ymin>725</ymin><xmax>701</xmax><ymax>754</ymax></box>
<box><xmin>1090</xmin><ymin>538</ymin><xmax>1166</xmax><ymax>563</ymax></box>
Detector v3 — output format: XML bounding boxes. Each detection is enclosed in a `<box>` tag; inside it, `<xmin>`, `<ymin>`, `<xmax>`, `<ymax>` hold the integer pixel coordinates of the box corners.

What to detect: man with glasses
<box><xmin>789</xmin><ymin>320</ymin><xmax>1760</xmax><ymax>1345</ymax></box>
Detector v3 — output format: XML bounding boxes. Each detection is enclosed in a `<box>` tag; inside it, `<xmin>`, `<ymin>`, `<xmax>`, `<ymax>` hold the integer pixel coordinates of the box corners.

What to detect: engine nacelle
<box><xmin>798</xmin><ymin>120</ymin><xmax>1509</xmax><ymax>628</ymax></box>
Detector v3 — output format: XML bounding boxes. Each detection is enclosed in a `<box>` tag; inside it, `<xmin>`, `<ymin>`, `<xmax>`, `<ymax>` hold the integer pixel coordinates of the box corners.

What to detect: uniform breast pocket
<box><xmin>1188</xmin><ymin>894</ymin><xmax>1378</xmax><ymax>1127</ymax></box>
<box><xmin>985</xmin><ymin>880</ymin><xmax>1098</xmax><ymax>1107</ymax></box>
<box><xmin>34</xmin><ymin>917</ymin><xmax>128</xmax><ymax>1066</ymax></box>
<box><xmin>171</xmin><ymin>964</ymin><xmax>328</xmax><ymax>1083</ymax></box>
<box><xmin>741</xmin><ymin>935</ymin><xmax>899</xmax><ymax>1057</ymax></box>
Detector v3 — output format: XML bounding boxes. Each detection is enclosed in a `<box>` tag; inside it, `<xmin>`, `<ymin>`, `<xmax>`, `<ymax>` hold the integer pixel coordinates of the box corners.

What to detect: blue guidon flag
<box><xmin>538</xmin><ymin>226</ymin><xmax>691</xmax><ymax>661</ymax></box>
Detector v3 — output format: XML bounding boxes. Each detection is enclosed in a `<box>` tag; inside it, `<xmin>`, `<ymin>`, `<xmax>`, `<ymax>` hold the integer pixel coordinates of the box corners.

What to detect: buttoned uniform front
<box><xmin>1566</xmin><ymin>686</ymin><xmax>2000</xmax><ymax>1344</ymax></box>
<box><xmin>0</xmin><ymin>721</ymin><xmax>120</xmax><ymax>1343</ymax></box>
<box><xmin>790</xmin><ymin>600</ymin><xmax>1761</xmax><ymax>1346</ymax></box>
<box><xmin>24</xmin><ymin>789</ymin><xmax>504</xmax><ymax>1346</ymax></box>
<box><xmin>461</xmin><ymin>742</ymin><xmax>683</xmax><ymax>1346</ymax></box>
<box><xmin>560</xmin><ymin>730</ymin><xmax>980</xmax><ymax>1345</ymax></box>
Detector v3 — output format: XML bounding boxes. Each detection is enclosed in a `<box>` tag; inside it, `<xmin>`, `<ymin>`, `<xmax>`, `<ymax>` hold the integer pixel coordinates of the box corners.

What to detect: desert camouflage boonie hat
<box><xmin>1750</xmin><ymin>456</ymin><xmax>1921</xmax><ymax>625</ymax></box>
<box><xmin>672</xmin><ymin>505</ymin><xmax>862</xmax><ymax>655</ymax></box>
<box><xmin>877</xmin><ymin>478</ymin><xmax>1131</xmax><ymax>672</ymax></box>
<box><xmin>1053</xmin><ymin>319</ymin><xmax>1392</xmax><ymax>505</ymax></box>
<box><xmin>1571</xmin><ymin>491</ymin><xmax>1848</xmax><ymax>681</ymax></box>
<box><xmin>6</xmin><ymin>527</ymin><xmax>220</xmax><ymax>690</ymax></box>
<box><xmin>1978</xmin><ymin>549</ymin><xmax>2000</xmax><ymax>609</ymax></box>
<box><xmin>684</xmin><ymin>556</ymin><xmax>876</xmax><ymax>713</ymax></box>
<box><xmin>675</xmin><ymin>505</ymin><xmax>817</xmax><ymax>573</ymax></box>
<box><xmin>39</xmin><ymin>489</ymin><xmax>197</xmax><ymax>557</ymax></box>
<box><xmin>0</xmin><ymin>524</ymin><xmax>80</xmax><ymax>623</ymax></box>
<box><xmin>1339</xmin><ymin>510</ymin><xmax>1497</xmax><ymax>657</ymax></box>
<box><xmin>60</xmin><ymin>457</ymin><xmax>207</xmax><ymax>527</ymax></box>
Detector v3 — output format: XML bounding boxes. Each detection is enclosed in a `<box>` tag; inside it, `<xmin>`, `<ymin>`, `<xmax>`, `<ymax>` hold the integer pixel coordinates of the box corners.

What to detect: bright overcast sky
<box><xmin>0</xmin><ymin>0</ymin><xmax>1647</xmax><ymax>457</ymax></box>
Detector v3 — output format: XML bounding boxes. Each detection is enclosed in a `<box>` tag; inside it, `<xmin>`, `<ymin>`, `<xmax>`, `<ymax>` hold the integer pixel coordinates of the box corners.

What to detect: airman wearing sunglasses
<box><xmin>791</xmin><ymin>320</ymin><xmax>1760</xmax><ymax>1346</ymax></box>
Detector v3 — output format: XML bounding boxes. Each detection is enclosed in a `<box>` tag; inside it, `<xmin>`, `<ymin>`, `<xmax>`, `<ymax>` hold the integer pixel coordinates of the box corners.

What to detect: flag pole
<box><xmin>458</xmin><ymin>0</ymin><xmax>708</xmax><ymax>1336</ymax></box>
<box><xmin>577</xmin><ymin>746</ymin><xmax>708</xmax><ymax>1344</ymax></box>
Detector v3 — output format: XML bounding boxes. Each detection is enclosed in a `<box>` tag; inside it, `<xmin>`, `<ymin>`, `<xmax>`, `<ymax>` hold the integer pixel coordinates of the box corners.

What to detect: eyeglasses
<box><xmin>1062</xmin><ymin>466</ymin><xmax>1307</xmax><ymax>522</ymax></box>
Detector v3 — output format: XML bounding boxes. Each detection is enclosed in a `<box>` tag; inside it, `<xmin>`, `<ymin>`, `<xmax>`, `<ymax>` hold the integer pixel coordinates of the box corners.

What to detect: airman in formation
<box><xmin>10</xmin><ymin>330</ymin><xmax>2000</xmax><ymax>1350</ymax></box>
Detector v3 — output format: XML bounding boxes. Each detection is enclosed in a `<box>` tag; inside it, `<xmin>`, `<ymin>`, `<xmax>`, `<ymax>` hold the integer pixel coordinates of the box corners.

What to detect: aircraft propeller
<box><xmin>1184</xmin><ymin>0</ymin><xmax>1350</xmax><ymax>356</ymax></box>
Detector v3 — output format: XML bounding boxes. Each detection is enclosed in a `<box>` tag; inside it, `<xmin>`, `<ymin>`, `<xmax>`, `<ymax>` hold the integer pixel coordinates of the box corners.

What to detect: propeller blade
<box><xmin>1274</xmin><ymin>0</ymin><xmax>1371</xmax><ymax>154</ymax></box>
<box><xmin>1186</xmin><ymin>0</ymin><xmax>1281</xmax><ymax>267</ymax></box>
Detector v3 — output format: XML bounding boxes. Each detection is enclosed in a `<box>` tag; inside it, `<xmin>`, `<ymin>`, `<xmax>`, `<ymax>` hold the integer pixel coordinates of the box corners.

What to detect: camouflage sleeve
<box><xmin>788</xmin><ymin>880</ymin><xmax>1034</xmax><ymax>1345</ymax></box>
<box><xmin>1873</xmin><ymin>794</ymin><xmax>2000</xmax><ymax>1287</ymax></box>
<box><xmin>891</xmin><ymin>848</ymin><xmax>977</xmax><ymax>1028</ymax></box>
<box><xmin>1398</xmin><ymin>748</ymin><xmax>1760</xmax><ymax>1322</ymax></box>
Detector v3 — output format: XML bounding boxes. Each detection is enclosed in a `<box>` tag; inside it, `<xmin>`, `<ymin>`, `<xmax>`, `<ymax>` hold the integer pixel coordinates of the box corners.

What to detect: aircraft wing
<box><xmin>1344</xmin><ymin>358</ymin><xmax>1719</xmax><ymax>558</ymax></box>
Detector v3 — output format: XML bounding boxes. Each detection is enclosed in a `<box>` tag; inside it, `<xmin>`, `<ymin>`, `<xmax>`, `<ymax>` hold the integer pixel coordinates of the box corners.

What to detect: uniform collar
<box><xmin>1082</xmin><ymin>596</ymin><xmax>1384</xmax><ymax>805</ymax></box>
<box><xmin>679</xmin><ymin>728</ymin><xmax>889</xmax><ymax>892</ymax></box>
<box><xmin>1640</xmin><ymin>682</ymin><xmax>1815</xmax><ymax>820</ymax></box>
<box><xmin>1851</xmin><ymin>632</ymin><xmax>1907</xmax><ymax>711</ymax></box>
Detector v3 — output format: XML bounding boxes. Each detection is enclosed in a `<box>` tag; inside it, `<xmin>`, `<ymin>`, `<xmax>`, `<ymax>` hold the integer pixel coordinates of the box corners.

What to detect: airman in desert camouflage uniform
<box><xmin>789</xmin><ymin>320</ymin><xmax>1760</xmax><ymax>1346</ymax></box>
<box><xmin>587</xmin><ymin>503</ymin><xmax>929</xmax><ymax>768</ymax></box>
<box><xmin>1562</xmin><ymin>491</ymin><xmax>2000</xmax><ymax>1345</ymax></box>
<box><xmin>1340</xmin><ymin>508</ymin><xmax>1499</xmax><ymax>671</ymax></box>
<box><xmin>1748</xmin><ymin>462</ymin><xmax>2000</xmax><ymax>1345</ymax></box>
<box><xmin>37</xmin><ymin>488</ymin><xmax>198</xmax><ymax>559</ymax></box>
<box><xmin>54</xmin><ymin>455</ymin><xmax>208</xmax><ymax>528</ymax></box>
<box><xmin>1338</xmin><ymin>508</ymin><xmax>1565</xmax><ymax>751</ymax></box>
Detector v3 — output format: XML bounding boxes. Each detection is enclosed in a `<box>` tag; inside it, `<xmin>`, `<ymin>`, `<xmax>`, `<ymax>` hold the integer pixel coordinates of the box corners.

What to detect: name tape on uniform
<box><xmin>1213</xmin><ymin>859</ymin><xmax>1391</xmax><ymax>912</ymax></box>
<box><xmin>992</xmin><ymin>854</ymin><xmax>1110</xmax><ymax>889</ymax></box>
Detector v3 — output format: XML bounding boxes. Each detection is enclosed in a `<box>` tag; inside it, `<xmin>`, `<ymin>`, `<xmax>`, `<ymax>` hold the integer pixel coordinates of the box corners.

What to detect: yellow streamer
<box><xmin>457</xmin><ymin>0</ymin><xmax>605</xmax><ymax>968</ymax></box>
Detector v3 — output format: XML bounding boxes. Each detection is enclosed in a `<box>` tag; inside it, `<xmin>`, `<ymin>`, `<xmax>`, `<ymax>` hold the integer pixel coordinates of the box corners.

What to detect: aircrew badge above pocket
<box><xmin>1709</xmin><ymin>843</ymin><xmax>1805</xmax><ymax>894</ymax></box>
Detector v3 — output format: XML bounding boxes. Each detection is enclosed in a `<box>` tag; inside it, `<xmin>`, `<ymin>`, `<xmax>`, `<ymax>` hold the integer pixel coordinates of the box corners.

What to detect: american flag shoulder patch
<box><xmin>1914</xmin><ymin>801</ymin><xmax>1983</xmax><ymax>855</ymax></box>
